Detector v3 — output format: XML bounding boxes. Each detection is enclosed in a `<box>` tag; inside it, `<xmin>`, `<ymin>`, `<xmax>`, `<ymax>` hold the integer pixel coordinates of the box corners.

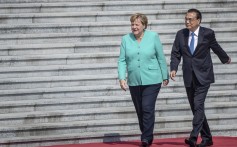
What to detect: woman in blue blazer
<box><xmin>118</xmin><ymin>13</ymin><xmax>169</xmax><ymax>147</ymax></box>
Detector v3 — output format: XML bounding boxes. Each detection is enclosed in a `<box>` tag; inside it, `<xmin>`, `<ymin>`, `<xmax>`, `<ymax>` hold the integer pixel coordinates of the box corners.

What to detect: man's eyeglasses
<box><xmin>185</xmin><ymin>17</ymin><xmax>197</xmax><ymax>22</ymax></box>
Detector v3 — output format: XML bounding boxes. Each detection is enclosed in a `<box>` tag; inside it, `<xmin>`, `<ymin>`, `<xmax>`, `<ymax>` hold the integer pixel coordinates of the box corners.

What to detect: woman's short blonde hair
<box><xmin>130</xmin><ymin>13</ymin><xmax>148</xmax><ymax>29</ymax></box>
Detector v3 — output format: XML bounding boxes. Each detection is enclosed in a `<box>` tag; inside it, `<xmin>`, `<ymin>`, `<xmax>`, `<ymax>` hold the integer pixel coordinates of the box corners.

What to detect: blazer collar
<box><xmin>184</xmin><ymin>29</ymin><xmax>190</xmax><ymax>54</ymax></box>
<box><xmin>196</xmin><ymin>26</ymin><xmax>204</xmax><ymax>50</ymax></box>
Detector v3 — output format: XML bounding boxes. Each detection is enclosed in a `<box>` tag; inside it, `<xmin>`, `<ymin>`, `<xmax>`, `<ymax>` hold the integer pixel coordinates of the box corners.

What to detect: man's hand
<box><xmin>119</xmin><ymin>80</ymin><xmax>127</xmax><ymax>91</ymax></box>
<box><xmin>170</xmin><ymin>70</ymin><xmax>177</xmax><ymax>81</ymax></box>
<box><xmin>163</xmin><ymin>80</ymin><xmax>169</xmax><ymax>86</ymax></box>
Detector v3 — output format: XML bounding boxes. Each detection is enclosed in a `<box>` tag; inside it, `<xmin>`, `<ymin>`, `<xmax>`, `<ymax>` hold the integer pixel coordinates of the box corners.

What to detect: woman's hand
<box><xmin>119</xmin><ymin>80</ymin><xmax>128</xmax><ymax>91</ymax></box>
<box><xmin>163</xmin><ymin>80</ymin><xmax>169</xmax><ymax>86</ymax></box>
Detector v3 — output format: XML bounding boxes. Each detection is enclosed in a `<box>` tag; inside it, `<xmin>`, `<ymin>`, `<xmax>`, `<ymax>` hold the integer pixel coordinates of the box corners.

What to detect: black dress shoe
<box><xmin>141</xmin><ymin>139</ymin><xmax>150</xmax><ymax>147</ymax></box>
<box><xmin>197</xmin><ymin>140</ymin><xmax>213</xmax><ymax>147</ymax></box>
<box><xmin>185</xmin><ymin>138</ymin><xmax>197</xmax><ymax>147</ymax></box>
<box><xmin>148</xmin><ymin>139</ymin><xmax>153</xmax><ymax>145</ymax></box>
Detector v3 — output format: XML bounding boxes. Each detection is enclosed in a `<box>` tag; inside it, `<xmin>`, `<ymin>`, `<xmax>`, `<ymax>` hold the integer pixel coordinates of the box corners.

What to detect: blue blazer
<box><xmin>118</xmin><ymin>30</ymin><xmax>168</xmax><ymax>86</ymax></box>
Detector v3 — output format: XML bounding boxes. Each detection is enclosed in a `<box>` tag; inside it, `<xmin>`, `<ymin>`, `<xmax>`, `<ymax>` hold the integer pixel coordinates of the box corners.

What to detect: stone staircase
<box><xmin>0</xmin><ymin>0</ymin><xmax>236</xmax><ymax>147</ymax></box>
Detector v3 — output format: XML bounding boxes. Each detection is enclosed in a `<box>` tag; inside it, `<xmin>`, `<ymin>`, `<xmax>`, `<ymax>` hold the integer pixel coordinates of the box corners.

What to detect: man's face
<box><xmin>185</xmin><ymin>12</ymin><xmax>200</xmax><ymax>32</ymax></box>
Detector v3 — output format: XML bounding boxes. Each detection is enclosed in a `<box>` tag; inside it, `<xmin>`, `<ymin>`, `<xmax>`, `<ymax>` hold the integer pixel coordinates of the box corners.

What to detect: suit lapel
<box><xmin>183</xmin><ymin>29</ymin><xmax>191</xmax><ymax>55</ymax></box>
<box><xmin>193</xmin><ymin>27</ymin><xmax>204</xmax><ymax>55</ymax></box>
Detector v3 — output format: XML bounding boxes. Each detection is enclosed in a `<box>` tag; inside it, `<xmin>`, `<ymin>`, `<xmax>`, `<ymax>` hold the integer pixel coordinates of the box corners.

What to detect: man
<box><xmin>170</xmin><ymin>9</ymin><xmax>231</xmax><ymax>147</ymax></box>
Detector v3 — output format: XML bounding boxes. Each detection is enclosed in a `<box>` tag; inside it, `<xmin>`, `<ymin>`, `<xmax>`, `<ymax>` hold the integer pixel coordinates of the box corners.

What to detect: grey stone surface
<box><xmin>0</xmin><ymin>27</ymin><xmax>236</xmax><ymax>45</ymax></box>
<box><xmin>0</xmin><ymin>18</ymin><xmax>236</xmax><ymax>35</ymax></box>
<box><xmin>0</xmin><ymin>0</ymin><xmax>237</xmax><ymax>14</ymax></box>
<box><xmin>0</xmin><ymin>8</ymin><xmax>237</xmax><ymax>24</ymax></box>
<box><xmin>0</xmin><ymin>0</ymin><xmax>236</xmax><ymax>146</ymax></box>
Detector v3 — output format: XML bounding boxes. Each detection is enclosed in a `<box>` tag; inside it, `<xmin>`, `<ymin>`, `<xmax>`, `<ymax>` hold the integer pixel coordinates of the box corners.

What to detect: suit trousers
<box><xmin>185</xmin><ymin>72</ymin><xmax>212</xmax><ymax>142</ymax></box>
<box><xmin>129</xmin><ymin>83</ymin><xmax>161</xmax><ymax>142</ymax></box>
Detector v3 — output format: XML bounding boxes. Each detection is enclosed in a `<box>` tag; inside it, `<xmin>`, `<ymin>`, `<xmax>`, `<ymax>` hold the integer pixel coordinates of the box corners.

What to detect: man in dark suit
<box><xmin>170</xmin><ymin>9</ymin><xmax>231</xmax><ymax>147</ymax></box>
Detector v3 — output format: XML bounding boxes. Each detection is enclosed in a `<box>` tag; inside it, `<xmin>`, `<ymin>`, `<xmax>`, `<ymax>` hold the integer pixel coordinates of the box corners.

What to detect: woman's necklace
<box><xmin>136</xmin><ymin>32</ymin><xmax>144</xmax><ymax>40</ymax></box>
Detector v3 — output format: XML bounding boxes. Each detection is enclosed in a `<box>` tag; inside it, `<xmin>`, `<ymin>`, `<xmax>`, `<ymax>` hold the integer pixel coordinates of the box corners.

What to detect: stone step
<box><xmin>168</xmin><ymin>79</ymin><xmax>237</xmax><ymax>92</ymax></box>
<box><xmin>1</xmin><ymin>18</ymin><xmax>236</xmax><ymax>34</ymax></box>
<box><xmin>0</xmin><ymin>0</ymin><xmax>141</xmax><ymax>4</ymax></box>
<box><xmin>0</xmin><ymin>38</ymin><xmax>236</xmax><ymax>56</ymax></box>
<box><xmin>0</xmin><ymin>114</ymin><xmax>237</xmax><ymax>144</ymax></box>
<box><xmin>0</xmin><ymin>52</ymin><xmax>237</xmax><ymax>73</ymax></box>
<box><xmin>0</xmin><ymin>124</ymin><xmax>236</xmax><ymax>147</ymax></box>
<box><xmin>0</xmin><ymin>8</ymin><xmax>236</xmax><ymax>24</ymax></box>
<box><xmin>0</xmin><ymin>84</ymin><xmax>124</xmax><ymax>101</ymax></box>
<box><xmin>0</xmin><ymin>64</ymin><xmax>236</xmax><ymax>90</ymax></box>
<box><xmin>1</xmin><ymin>0</ymin><xmax>236</xmax><ymax>14</ymax></box>
<box><xmin>172</xmin><ymin>66</ymin><xmax>237</xmax><ymax>81</ymax></box>
<box><xmin>0</xmin><ymin>74</ymin><xmax>119</xmax><ymax>90</ymax></box>
<box><xmin>0</xmin><ymin>90</ymin><xmax>236</xmax><ymax>117</ymax></box>
<box><xmin>0</xmin><ymin>57</ymin><xmax>237</xmax><ymax>81</ymax></box>
<box><xmin>0</xmin><ymin>27</ymin><xmax>236</xmax><ymax>45</ymax></box>
<box><xmin>0</xmin><ymin>52</ymin><xmax>120</xmax><ymax>67</ymax></box>
<box><xmin>0</xmin><ymin>41</ymin><xmax>120</xmax><ymax>56</ymax></box>
<box><xmin>0</xmin><ymin>53</ymin><xmax>235</xmax><ymax>71</ymax></box>
<box><xmin>0</xmin><ymin>63</ymin><xmax>117</xmax><ymax>79</ymax></box>
<box><xmin>0</xmin><ymin>49</ymin><xmax>236</xmax><ymax>68</ymax></box>
<box><xmin>0</xmin><ymin>54</ymin><xmax>235</xmax><ymax>78</ymax></box>
<box><xmin>0</xmin><ymin>109</ymin><xmax>236</xmax><ymax>138</ymax></box>
<box><xmin>0</xmin><ymin>31</ymin><xmax>158</xmax><ymax>45</ymax></box>
<box><xmin>0</xmin><ymin>101</ymin><xmax>236</xmax><ymax>127</ymax></box>
<box><xmin>0</xmin><ymin>79</ymin><xmax>236</xmax><ymax>101</ymax></box>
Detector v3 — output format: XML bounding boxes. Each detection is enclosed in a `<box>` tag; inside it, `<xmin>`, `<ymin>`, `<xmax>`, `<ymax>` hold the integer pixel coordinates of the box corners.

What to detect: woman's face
<box><xmin>131</xmin><ymin>18</ymin><xmax>145</xmax><ymax>36</ymax></box>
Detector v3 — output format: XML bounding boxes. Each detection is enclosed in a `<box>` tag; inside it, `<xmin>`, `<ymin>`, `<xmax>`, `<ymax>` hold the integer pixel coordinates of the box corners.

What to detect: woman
<box><xmin>118</xmin><ymin>13</ymin><xmax>169</xmax><ymax>147</ymax></box>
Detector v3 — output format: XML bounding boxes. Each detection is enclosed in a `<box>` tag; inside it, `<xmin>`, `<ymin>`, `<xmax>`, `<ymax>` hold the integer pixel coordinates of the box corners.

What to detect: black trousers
<box><xmin>185</xmin><ymin>73</ymin><xmax>212</xmax><ymax>142</ymax></box>
<box><xmin>129</xmin><ymin>83</ymin><xmax>161</xmax><ymax>142</ymax></box>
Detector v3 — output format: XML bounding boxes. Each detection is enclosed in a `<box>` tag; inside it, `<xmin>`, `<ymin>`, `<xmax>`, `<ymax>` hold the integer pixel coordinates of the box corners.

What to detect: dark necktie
<box><xmin>189</xmin><ymin>32</ymin><xmax>195</xmax><ymax>55</ymax></box>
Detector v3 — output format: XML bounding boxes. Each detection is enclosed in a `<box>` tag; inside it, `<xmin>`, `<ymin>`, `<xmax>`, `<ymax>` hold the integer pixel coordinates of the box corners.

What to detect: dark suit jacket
<box><xmin>170</xmin><ymin>26</ymin><xmax>229</xmax><ymax>87</ymax></box>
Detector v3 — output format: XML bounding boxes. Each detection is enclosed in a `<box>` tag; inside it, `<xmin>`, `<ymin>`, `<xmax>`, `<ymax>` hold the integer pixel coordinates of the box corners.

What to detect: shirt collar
<box><xmin>190</xmin><ymin>26</ymin><xmax>200</xmax><ymax>36</ymax></box>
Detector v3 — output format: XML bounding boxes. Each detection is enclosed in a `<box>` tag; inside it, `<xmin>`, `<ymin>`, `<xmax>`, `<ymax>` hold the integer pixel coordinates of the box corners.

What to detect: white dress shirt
<box><xmin>189</xmin><ymin>26</ymin><xmax>200</xmax><ymax>52</ymax></box>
